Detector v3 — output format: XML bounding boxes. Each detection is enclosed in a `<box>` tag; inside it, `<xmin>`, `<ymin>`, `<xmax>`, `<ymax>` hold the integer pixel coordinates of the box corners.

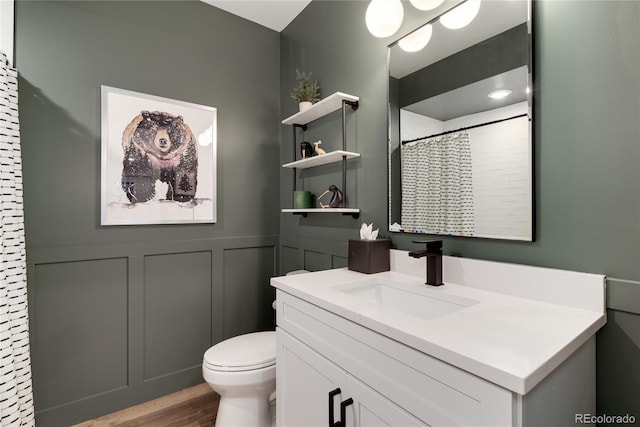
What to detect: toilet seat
<box><xmin>204</xmin><ymin>331</ymin><xmax>276</xmax><ymax>372</ymax></box>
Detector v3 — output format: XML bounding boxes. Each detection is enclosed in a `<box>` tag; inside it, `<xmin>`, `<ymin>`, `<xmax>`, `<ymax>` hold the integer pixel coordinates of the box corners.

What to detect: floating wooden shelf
<box><xmin>282</xmin><ymin>150</ymin><xmax>360</xmax><ymax>169</ymax></box>
<box><xmin>282</xmin><ymin>92</ymin><xmax>359</xmax><ymax>127</ymax></box>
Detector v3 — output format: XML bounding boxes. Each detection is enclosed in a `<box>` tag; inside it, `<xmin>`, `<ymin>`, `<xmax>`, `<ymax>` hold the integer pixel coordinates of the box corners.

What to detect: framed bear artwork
<box><xmin>101</xmin><ymin>86</ymin><xmax>217</xmax><ymax>225</ymax></box>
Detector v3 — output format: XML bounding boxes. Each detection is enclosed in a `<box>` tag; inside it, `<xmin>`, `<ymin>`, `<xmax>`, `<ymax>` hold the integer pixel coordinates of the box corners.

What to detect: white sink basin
<box><xmin>334</xmin><ymin>278</ymin><xmax>478</xmax><ymax>321</ymax></box>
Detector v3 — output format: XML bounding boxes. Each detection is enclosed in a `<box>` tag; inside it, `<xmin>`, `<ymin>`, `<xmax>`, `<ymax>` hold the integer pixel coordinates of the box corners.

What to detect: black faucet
<box><xmin>408</xmin><ymin>240</ymin><xmax>444</xmax><ymax>286</ymax></box>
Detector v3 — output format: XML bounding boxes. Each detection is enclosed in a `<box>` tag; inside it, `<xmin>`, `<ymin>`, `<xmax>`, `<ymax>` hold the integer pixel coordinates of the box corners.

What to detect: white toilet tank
<box><xmin>273</xmin><ymin>270</ymin><xmax>309</xmax><ymax>309</ymax></box>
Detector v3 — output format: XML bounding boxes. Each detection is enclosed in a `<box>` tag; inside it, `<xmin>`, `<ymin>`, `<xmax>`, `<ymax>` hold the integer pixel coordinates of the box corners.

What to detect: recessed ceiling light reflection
<box><xmin>399</xmin><ymin>24</ymin><xmax>433</xmax><ymax>52</ymax></box>
<box><xmin>488</xmin><ymin>89</ymin><xmax>512</xmax><ymax>100</ymax></box>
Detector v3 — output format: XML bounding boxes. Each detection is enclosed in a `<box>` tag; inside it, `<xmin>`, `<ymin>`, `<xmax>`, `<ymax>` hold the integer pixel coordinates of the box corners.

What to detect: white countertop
<box><xmin>271</xmin><ymin>254</ymin><xmax>606</xmax><ymax>395</ymax></box>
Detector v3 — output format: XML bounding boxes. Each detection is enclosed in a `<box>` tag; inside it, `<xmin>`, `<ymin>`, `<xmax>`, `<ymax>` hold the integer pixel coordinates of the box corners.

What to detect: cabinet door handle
<box><xmin>328</xmin><ymin>388</ymin><xmax>341</xmax><ymax>427</ymax></box>
<box><xmin>340</xmin><ymin>398</ymin><xmax>354</xmax><ymax>426</ymax></box>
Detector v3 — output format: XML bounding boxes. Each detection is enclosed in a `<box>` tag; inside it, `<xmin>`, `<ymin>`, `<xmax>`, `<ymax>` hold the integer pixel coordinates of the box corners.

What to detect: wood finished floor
<box><xmin>74</xmin><ymin>383</ymin><xmax>219</xmax><ymax>427</ymax></box>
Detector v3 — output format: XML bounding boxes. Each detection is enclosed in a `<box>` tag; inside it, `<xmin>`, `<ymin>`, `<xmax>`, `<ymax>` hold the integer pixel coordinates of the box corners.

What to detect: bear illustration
<box><xmin>121</xmin><ymin>111</ymin><xmax>198</xmax><ymax>203</ymax></box>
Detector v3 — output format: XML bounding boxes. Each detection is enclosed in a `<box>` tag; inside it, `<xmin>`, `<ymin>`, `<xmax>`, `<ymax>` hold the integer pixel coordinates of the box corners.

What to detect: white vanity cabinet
<box><xmin>276</xmin><ymin>288</ymin><xmax>598</xmax><ymax>427</ymax></box>
<box><xmin>273</xmin><ymin>257</ymin><xmax>605</xmax><ymax>427</ymax></box>
<box><xmin>276</xmin><ymin>291</ymin><xmax>516</xmax><ymax>426</ymax></box>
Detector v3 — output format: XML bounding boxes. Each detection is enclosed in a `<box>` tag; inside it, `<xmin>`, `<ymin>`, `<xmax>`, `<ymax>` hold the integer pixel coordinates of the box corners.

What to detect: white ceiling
<box><xmin>201</xmin><ymin>0</ymin><xmax>311</xmax><ymax>32</ymax></box>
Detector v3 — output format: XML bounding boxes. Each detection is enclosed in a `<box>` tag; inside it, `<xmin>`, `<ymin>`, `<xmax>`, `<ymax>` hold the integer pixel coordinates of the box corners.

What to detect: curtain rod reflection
<box><xmin>401</xmin><ymin>113</ymin><xmax>529</xmax><ymax>145</ymax></box>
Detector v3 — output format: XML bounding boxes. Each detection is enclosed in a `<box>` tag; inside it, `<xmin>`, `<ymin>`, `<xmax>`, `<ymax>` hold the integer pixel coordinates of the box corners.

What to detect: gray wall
<box><xmin>280</xmin><ymin>0</ymin><xmax>640</xmax><ymax>422</ymax></box>
<box><xmin>16</xmin><ymin>1</ymin><xmax>281</xmax><ymax>425</ymax></box>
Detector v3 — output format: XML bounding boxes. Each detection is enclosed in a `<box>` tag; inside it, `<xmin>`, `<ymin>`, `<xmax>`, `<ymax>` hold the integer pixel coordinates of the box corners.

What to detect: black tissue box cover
<box><xmin>348</xmin><ymin>239</ymin><xmax>390</xmax><ymax>274</ymax></box>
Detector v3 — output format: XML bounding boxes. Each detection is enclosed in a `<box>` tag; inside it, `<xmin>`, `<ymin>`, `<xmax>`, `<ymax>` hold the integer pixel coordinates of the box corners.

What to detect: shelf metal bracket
<box><xmin>344</xmin><ymin>100</ymin><xmax>359</xmax><ymax>111</ymax></box>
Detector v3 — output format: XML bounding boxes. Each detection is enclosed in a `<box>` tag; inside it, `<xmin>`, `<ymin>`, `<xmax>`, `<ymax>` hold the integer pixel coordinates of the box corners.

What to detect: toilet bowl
<box><xmin>203</xmin><ymin>270</ymin><xmax>309</xmax><ymax>426</ymax></box>
<box><xmin>203</xmin><ymin>331</ymin><xmax>276</xmax><ymax>427</ymax></box>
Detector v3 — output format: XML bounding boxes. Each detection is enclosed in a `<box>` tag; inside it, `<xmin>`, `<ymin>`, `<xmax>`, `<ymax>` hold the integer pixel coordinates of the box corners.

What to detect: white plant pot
<box><xmin>299</xmin><ymin>101</ymin><xmax>313</xmax><ymax>112</ymax></box>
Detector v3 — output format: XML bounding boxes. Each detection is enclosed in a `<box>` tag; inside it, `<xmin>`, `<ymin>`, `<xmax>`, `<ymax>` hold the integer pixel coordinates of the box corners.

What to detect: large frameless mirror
<box><xmin>388</xmin><ymin>0</ymin><xmax>533</xmax><ymax>241</ymax></box>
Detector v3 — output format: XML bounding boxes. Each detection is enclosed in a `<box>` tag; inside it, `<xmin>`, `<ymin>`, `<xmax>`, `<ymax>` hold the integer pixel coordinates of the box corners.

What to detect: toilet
<box><xmin>203</xmin><ymin>331</ymin><xmax>276</xmax><ymax>427</ymax></box>
<box><xmin>202</xmin><ymin>270</ymin><xmax>309</xmax><ymax>426</ymax></box>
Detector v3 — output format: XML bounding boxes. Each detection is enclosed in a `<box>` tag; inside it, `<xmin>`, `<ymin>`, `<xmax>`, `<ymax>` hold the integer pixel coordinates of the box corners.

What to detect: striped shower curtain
<box><xmin>401</xmin><ymin>131</ymin><xmax>475</xmax><ymax>236</ymax></box>
<box><xmin>0</xmin><ymin>52</ymin><xmax>35</xmax><ymax>426</ymax></box>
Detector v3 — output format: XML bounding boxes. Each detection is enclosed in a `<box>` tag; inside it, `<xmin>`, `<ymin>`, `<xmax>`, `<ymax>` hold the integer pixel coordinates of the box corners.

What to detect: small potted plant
<box><xmin>291</xmin><ymin>69</ymin><xmax>320</xmax><ymax>112</ymax></box>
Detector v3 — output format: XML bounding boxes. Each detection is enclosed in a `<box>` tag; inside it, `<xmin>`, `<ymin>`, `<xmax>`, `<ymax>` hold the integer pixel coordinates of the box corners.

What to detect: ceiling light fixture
<box><xmin>365</xmin><ymin>0</ymin><xmax>404</xmax><ymax>38</ymax></box>
<box><xmin>440</xmin><ymin>0</ymin><xmax>481</xmax><ymax>30</ymax></box>
<box><xmin>488</xmin><ymin>89</ymin><xmax>512</xmax><ymax>100</ymax></box>
<box><xmin>409</xmin><ymin>0</ymin><xmax>445</xmax><ymax>11</ymax></box>
<box><xmin>399</xmin><ymin>24</ymin><xmax>433</xmax><ymax>52</ymax></box>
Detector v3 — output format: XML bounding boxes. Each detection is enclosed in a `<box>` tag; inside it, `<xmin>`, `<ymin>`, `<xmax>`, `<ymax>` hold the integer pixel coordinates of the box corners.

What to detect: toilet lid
<box><xmin>204</xmin><ymin>331</ymin><xmax>276</xmax><ymax>371</ymax></box>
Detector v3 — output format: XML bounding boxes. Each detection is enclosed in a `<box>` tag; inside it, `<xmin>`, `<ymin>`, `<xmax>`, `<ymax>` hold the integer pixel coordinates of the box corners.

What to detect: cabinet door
<box><xmin>277</xmin><ymin>328</ymin><xmax>428</xmax><ymax>427</ymax></box>
<box><xmin>344</xmin><ymin>375</ymin><xmax>427</xmax><ymax>427</ymax></box>
<box><xmin>277</xmin><ymin>328</ymin><xmax>346</xmax><ymax>427</ymax></box>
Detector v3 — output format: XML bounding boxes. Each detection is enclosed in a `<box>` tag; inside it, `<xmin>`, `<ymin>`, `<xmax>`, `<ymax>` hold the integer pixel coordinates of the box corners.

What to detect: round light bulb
<box><xmin>399</xmin><ymin>24</ymin><xmax>433</xmax><ymax>52</ymax></box>
<box><xmin>440</xmin><ymin>0</ymin><xmax>481</xmax><ymax>30</ymax></box>
<box><xmin>366</xmin><ymin>0</ymin><xmax>404</xmax><ymax>38</ymax></box>
<box><xmin>409</xmin><ymin>0</ymin><xmax>445</xmax><ymax>11</ymax></box>
<box><xmin>488</xmin><ymin>89</ymin><xmax>512</xmax><ymax>100</ymax></box>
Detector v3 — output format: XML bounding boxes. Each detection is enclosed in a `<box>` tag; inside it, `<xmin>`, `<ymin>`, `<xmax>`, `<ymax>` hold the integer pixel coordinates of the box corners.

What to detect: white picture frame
<box><xmin>101</xmin><ymin>86</ymin><xmax>217</xmax><ymax>225</ymax></box>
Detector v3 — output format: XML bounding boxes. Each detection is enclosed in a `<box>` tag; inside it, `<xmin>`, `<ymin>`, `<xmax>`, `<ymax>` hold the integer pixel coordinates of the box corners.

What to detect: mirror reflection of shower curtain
<box><xmin>401</xmin><ymin>132</ymin><xmax>474</xmax><ymax>235</ymax></box>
